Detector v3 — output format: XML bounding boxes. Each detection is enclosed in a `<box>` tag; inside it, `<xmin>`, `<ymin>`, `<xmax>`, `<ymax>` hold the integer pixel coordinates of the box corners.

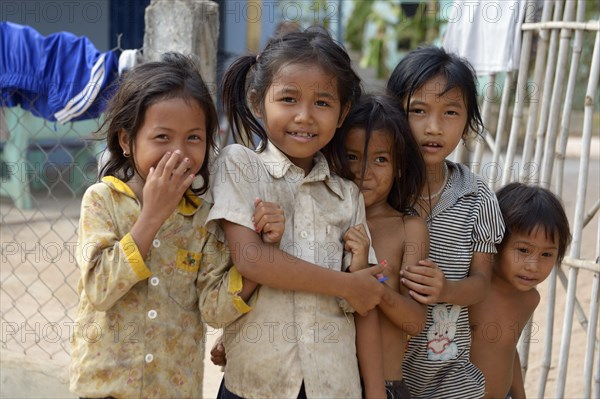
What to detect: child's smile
<box><xmin>496</xmin><ymin>227</ymin><xmax>559</xmax><ymax>292</ymax></box>
<box><xmin>258</xmin><ymin>63</ymin><xmax>348</xmax><ymax>174</ymax></box>
<box><xmin>288</xmin><ymin>130</ymin><xmax>318</xmax><ymax>142</ymax></box>
<box><xmin>345</xmin><ymin>128</ymin><xmax>395</xmax><ymax>211</ymax></box>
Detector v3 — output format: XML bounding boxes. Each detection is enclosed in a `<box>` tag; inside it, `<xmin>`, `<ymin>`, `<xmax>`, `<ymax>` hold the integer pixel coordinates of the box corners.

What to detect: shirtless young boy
<box><xmin>470</xmin><ymin>183</ymin><xmax>571</xmax><ymax>399</ymax></box>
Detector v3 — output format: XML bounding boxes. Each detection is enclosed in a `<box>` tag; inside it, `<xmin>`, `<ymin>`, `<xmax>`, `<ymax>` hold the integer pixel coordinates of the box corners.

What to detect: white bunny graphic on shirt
<box><xmin>427</xmin><ymin>304</ymin><xmax>461</xmax><ymax>361</ymax></box>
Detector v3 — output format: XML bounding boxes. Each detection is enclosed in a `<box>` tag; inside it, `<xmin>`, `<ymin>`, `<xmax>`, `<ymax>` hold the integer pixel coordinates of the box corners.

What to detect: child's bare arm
<box><xmin>355</xmin><ymin>311</ymin><xmax>386</xmax><ymax>399</ymax></box>
<box><xmin>222</xmin><ymin>220</ymin><xmax>385</xmax><ymax>315</ymax></box>
<box><xmin>443</xmin><ymin>252</ymin><xmax>493</xmax><ymax>305</ymax></box>
<box><xmin>343</xmin><ymin>224</ymin><xmax>385</xmax><ymax>396</ymax></box>
<box><xmin>510</xmin><ymin>347</ymin><xmax>527</xmax><ymax>398</ymax></box>
<box><xmin>344</xmin><ymin>224</ymin><xmax>371</xmax><ymax>272</ymax></box>
<box><xmin>253</xmin><ymin>198</ymin><xmax>285</xmax><ymax>245</ymax></box>
<box><xmin>237</xmin><ymin>198</ymin><xmax>287</xmax><ymax>301</ymax></box>
<box><xmin>210</xmin><ymin>335</ymin><xmax>226</xmax><ymax>367</ymax></box>
<box><xmin>378</xmin><ymin>217</ymin><xmax>428</xmax><ymax>334</ymax></box>
<box><xmin>401</xmin><ymin>252</ymin><xmax>493</xmax><ymax>306</ymax></box>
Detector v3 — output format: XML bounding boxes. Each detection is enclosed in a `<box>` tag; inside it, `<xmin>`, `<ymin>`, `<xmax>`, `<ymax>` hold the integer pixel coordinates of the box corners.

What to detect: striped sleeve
<box><xmin>472</xmin><ymin>182</ymin><xmax>505</xmax><ymax>254</ymax></box>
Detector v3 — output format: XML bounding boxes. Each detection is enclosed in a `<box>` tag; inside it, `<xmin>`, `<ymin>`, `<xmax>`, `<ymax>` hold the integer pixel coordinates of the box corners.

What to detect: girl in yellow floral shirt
<box><xmin>71</xmin><ymin>53</ymin><xmax>248</xmax><ymax>399</ymax></box>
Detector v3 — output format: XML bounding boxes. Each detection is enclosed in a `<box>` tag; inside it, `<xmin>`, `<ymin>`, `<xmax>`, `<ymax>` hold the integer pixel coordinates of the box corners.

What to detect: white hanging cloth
<box><xmin>442</xmin><ymin>0</ymin><xmax>528</xmax><ymax>74</ymax></box>
<box><xmin>118</xmin><ymin>49</ymin><xmax>143</xmax><ymax>76</ymax></box>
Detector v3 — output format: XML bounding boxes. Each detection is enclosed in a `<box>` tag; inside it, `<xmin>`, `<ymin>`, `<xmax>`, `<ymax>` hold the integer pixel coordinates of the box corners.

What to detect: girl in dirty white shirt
<box><xmin>70</xmin><ymin>53</ymin><xmax>246</xmax><ymax>399</ymax></box>
<box><xmin>202</xmin><ymin>28</ymin><xmax>387</xmax><ymax>399</ymax></box>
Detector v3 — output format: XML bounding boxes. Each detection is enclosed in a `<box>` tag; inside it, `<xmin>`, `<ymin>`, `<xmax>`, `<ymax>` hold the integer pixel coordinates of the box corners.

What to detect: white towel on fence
<box><xmin>442</xmin><ymin>0</ymin><xmax>527</xmax><ymax>74</ymax></box>
<box><xmin>118</xmin><ymin>49</ymin><xmax>142</xmax><ymax>75</ymax></box>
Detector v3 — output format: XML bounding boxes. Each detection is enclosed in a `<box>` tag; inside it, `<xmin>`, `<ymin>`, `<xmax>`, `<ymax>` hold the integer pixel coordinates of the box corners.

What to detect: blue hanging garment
<box><xmin>0</xmin><ymin>21</ymin><xmax>118</xmax><ymax>123</ymax></box>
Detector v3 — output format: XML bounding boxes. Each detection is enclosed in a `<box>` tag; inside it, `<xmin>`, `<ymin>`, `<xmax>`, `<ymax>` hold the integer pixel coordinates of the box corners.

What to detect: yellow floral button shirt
<box><xmin>70</xmin><ymin>177</ymin><xmax>250</xmax><ymax>399</ymax></box>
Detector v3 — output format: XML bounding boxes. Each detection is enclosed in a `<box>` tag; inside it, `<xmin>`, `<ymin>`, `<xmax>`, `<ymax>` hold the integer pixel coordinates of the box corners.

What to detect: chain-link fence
<box><xmin>1</xmin><ymin>102</ymin><xmax>102</xmax><ymax>392</ymax></box>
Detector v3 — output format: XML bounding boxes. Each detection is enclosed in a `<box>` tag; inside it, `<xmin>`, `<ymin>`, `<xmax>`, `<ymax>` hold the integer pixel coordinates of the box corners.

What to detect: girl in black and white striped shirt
<box><xmin>387</xmin><ymin>46</ymin><xmax>505</xmax><ymax>399</ymax></box>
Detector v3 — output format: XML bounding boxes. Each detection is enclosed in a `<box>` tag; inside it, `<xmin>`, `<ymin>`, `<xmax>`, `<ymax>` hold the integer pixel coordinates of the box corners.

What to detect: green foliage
<box><xmin>347</xmin><ymin>1</ymin><xmax>443</xmax><ymax>79</ymax></box>
<box><xmin>345</xmin><ymin>0</ymin><xmax>374</xmax><ymax>51</ymax></box>
<box><xmin>395</xmin><ymin>2</ymin><xmax>440</xmax><ymax>50</ymax></box>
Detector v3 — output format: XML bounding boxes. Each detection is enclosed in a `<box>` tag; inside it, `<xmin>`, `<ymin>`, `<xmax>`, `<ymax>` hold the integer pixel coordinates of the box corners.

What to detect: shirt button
<box><xmin>300</xmin><ymin>231</ymin><xmax>308</xmax><ymax>239</ymax></box>
<box><xmin>148</xmin><ymin>310</ymin><xmax>157</xmax><ymax>319</ymax></box>
<box><xmin>150</xmin><ymin>277</ymin><xmax>159</xmax><ymax>286</ymax></box>
<box><xmin>152</xmin><ymin>239</ymin><xmax>161</xmax><ymax>248</ymax></box>
<box><xmin>145</xmin><ymin>353</ymin><xmax>154</xmax><ymax>363</ymax></box>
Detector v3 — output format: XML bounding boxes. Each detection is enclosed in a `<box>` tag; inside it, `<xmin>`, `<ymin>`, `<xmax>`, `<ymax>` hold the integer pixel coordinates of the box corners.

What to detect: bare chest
<box><xmin>470</xmin><ymin>291</ymin><xmax>536</xmax><ymax>345</ymax></box>
<box><xmin>368</xmin><ymin>220</ymin><xmax>405</xmax><ymax>287</ymax></box>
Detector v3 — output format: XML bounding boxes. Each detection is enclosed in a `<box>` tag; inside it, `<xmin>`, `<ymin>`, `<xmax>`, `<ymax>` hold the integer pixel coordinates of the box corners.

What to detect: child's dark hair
<box><xmin>222</xmin><ymin>27</ymin><xmax>362</xmax><ymax>151</ymax></box>
<box><xmin>324</xmin><ymin>94</ymin><xmax>426</xmax><ymax>212</ymax></box>
<box><xmin>387</xmin><ymin>45</ymin><xmax>483</xmax><ymax>137</ymax></box>
<box><xmin>496</xmin><ymin>182</ymin><xmax>571</xmax><ymax>264</ymax></box>
<box><xmin>100</xmin><ymin>52</ymin><xmax>217</xmax><ymax>195</ymax></box>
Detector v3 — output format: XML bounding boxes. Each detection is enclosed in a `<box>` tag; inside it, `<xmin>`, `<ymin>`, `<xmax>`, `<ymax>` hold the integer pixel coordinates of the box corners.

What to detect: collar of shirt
<box><xmin>445</xmin><ymin>161</ymin><xmax>479</xmax><ymax>198</ymax></box>
<box><xmin>260</xmin><ymin>140</ymin><xmax>345</xmax><ymax>199</ymax></box>
<box><xmin>101</xmin><ymin>176</ymin><xmax>202</xmax><ymax>216</ymax></box>
<box><xmin>427</xmin><ymin>161</ymin><xmax>481</xmax><ymax>223</ymax></box>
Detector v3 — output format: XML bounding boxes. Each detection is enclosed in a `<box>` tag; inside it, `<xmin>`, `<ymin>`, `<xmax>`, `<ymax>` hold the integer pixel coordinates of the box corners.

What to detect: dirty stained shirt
<box><xmin>70</xmin><ymin>177</ymin><xmax>250</xmax><ymax>399</ymax></box>
<box><xmin>206</xmin><ymin>142</ymin><xmax>376</xmax><ymax>399</ymax></box>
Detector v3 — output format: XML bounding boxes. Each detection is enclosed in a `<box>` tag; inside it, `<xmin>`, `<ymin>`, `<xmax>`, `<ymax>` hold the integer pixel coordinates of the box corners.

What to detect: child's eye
<box><xmin>517</xmin><ymin>247</ymin><xmax>530</xmax><ymax>254</ymax></box>
<box><xmin>188</xmin><ymin>134</ymin><xmax>204</xmax><ymax>142</ymax></box>
<box><xmin>446</xmin><ymin>110</ymin><xmax>459</xmax><ymax>116</ymax></box>
<box><xmin>315</xmin><ymin>100</ymin><xmax>330</xmax><ymax>107</ymax></box>
<box><xmin>541</xmin><ymin>252</ymin><xmax>555</xmax><ymax>258</ymax></box>
<box><xmin>409</xmin><ymin>108</ymin><xmax>425</xmax><ymax>115</ymax></box>
<box><xmin>156</xmin><ymin>134</ymin><xmax>169</xmax><ymax>140</ymax></box>
<box><xmin>375</xmin><ymin>156</ymin><xmax>389</xmax><ymax>163</ymax></box>
<box><xmin>281</xmin><ymin>96</ymin><xmax>296</xmax><ymax>103</ymax></box>
<box><xmin>347</xmin><ymin>154</ymin><xmax>359</xmax><ymax>161</ymax></box>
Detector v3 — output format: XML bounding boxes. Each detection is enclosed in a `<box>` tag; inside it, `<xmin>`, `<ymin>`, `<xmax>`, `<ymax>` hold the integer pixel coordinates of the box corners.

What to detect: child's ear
<box><xmin>337</xmin><ymin>102</ymin><xmax>351</xmax><ymax>128</ymax></box>
<box><xmin>250</xmin><ymin>89</ymin><xmax>262</xmax><ymax>118</ymax></box>
<box><xmin>118</xmin><ymin>129</ymin><xmax>131</xmax><ymax>157</ymax></box>
<box><xmin>462</xmin><ymin>131</ymin><xmax>478</xmax><ymax>152</ymax></box>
